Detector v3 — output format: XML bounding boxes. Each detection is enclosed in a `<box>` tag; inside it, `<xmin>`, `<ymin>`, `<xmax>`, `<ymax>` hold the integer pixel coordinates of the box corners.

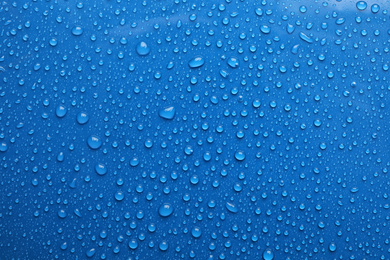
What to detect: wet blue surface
<box><xmin>1</xmin><ymin>0</ymin><xmax>390</xmax><ymax>259</ymax></box>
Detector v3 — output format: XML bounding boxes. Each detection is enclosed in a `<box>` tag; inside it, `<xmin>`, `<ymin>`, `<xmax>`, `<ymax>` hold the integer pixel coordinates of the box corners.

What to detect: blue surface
<box><xmin>1</xmin><ymin>0</ymin><xmax>390</xmax><ymax>259</ymax></box>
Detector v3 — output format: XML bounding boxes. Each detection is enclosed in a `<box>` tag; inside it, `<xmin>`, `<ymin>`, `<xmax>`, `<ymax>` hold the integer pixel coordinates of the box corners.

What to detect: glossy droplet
<box><xmin>159</xmin><ymin>241</ymin><xmax>169</xmax><ymax>251</ymax></box>
<box><xmin>371</xmin><ymin>4</ymin><xmax>380</xmax><ymax>13</ymax></box>
<box><xmin>87</xmin><ymin>135</ymin><xmax>102</xmax><ymax>150</ymax></box>
<box><xmin>329</xmin><ymin>242</ymin><xmax>337</xmax><ymax>252</ymax></box>
<box><xmin>49</xmin><ymin>38</ymin><xmax>57</xmax><ymax>47</ymax></box>
<box><xmin>86</xmin><ymin>248</ymin><xmax>96</xmax><ymax>258</ymax></box>
<box><xmin>0</xmin><ymin>142</ymin><xmax>7</xmax><ymax>152</ymax></box>
<box><xmin>71</xmin><ymin>26</ymin><xmax>83</xmax><ymax>36</ymax></box>
<box><xmin>129</xmin><ymin>239</ymin><xmax>138</xmax><ymax>250</ymax></box>
<box><xmin>188</xmin><ymin>56</ymin><xmax>205</xmax><ymax>68</ymax></box>
<box><xmin>255</xmin><ymin>8</ymin><xmax>263</xmax><ymax>16</ymax></box>
<box><xmin>299</xmin><ymin>32</ymin><xmax>313</xmax><ymax>43</ymax></box>
<box><xmin>58</xmin><ymin>209</ymin><xmax>67</xmax><ymax>219</ymax></box>
<box><xmin>287</xmin><ymin>24</ymin><xmax>295</xmax><ymax>34</ymax></box>
<box><xmin>144</xmin><ymin>139</ymin><xmax>153</xmax><ymax>148</ymax></box>
<box><xmin>260</xmin><ymin>25</ymin><xmax>271</xmax><ymax>34</ymax></box>
<box><xmin>263</xmin><ymin>248</ymin><xmax>274</xmax><ymax>260</ymax></box>
<box><xmin>159</xmin><ymin>203</ymin><xmax>173</xmax><ymax>217</ymax></box>
<box><xmin>95</xmin><ymin>163</ymin><xmax>107</xmax><ymax>176</ymax></box>
<box><xmin>227</xmin><ymin>57</ymin><xmax>239</xmax><ymax>68</ymax></box>
<box><xmin>130</xmin><ymin>157</ymin><xmax>139</xmax><ymax>167</ymax></box>
<box><xmin>77</xmin><ymin>112</ymin><xmax>89</xmax><ymax>124</ymax></box>
<box><xmin>226</xmin><ymin>202</ymin><xmax>238</xmax><ymax>213</ymax></box>
<box><xmin>234</xmin><ymin>150</ymin><xmax>246</xmax><ymax>161</ymax></box>
<box><xmin>191</xmin><ymin>227</ymin><xmax>202</xmax><ymax>238</ymax></box>
<box><xmin>74</xmin><ymin>209</ymin><xmax>82</xmax><ymax>217</ymax></box>
<box><xmin>159</xmin><ymin>106</ymin><xmax>176</xmax><ymax>120</ymax></box>
<box><xmin>55</xmin><ymin>105</ymin><xmax>67</xmax><ymax>118</ymax></box>
<box><xmin>57</xmin><ymin>152</ymin><xmax>64</xmax><ymax>162</ymax></box>
<box><xmin>136</xmin><ymin>42</ymin><xmax>150</xmax><ymax>56</ymax></box>
<box><xmin>356</xmin><ymin>1</ymin><xmax>367</xmax><ymax>10</ymax></box>
<box><xmin>115</xmin><ymin>191</ymin><xmax>125</xmax><ymax>201</ymax></box>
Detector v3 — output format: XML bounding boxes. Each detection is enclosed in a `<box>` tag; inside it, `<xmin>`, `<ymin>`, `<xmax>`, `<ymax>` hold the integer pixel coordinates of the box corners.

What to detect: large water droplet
<box><xmin>227</xmin><ymin>57</ymin><xmax>239</xmax><ymax>68</ymax></box>
<box><xmin>226</xmin><ymin>202</ymin><xmax>238</xmax><ymax>213</ymax></box>
<box><xmin>234</xmin><ymin>150</ymin><xmax>246</xmax><ymax>161</ymax></box>
<box><xmin>263</xmin><ymin>248</ymin><xmax>274</xmax><ymax>260</ymax></box>
<box><xmin>356</xmin><ymin>1</ymin><xmax>367</xmax><ymax>10</ymax></box>
<box><xmin>159</xmin><ymin>106</ymin><xmax>176</xmax><ymax>120</ymax></box>
<box><xmin>55</xmin><ymin>105</ymin><xmax>67</xmax><ymax>118</ymax></box>
<box><xmin>95</xmin><ymin>163</ymin><xmax>107</xmax><ymax>176</ymax></box>
<box><xmin>87</xmin><ymin>135</ymin><xmax>102</xmax><ymax>150</ymax></box>
<box><xmin>136</xmin><ymin>42</ymin><xmax>150</xmax><ymax>56</ymax></box>
<box><xmin>71</xmin><ymin>26</ymin><xmax>83</xmax><ymax>36</ymax></box>
<box><xmin>77</xmin><ymin>112</ymin><xmax>89</xmax><ymax>125</ymax></box>
<box><xmin>0</xmin><ymin>142</ymin><xmax>8</xmax><ymax>152</ymax></box>
<box><xmin>189</xmin><ymin>56</ymin><xmax>205</xmax><ymax>68</ymax></box>
<box><xmin>159</xmin><ymin>203</ymin><xmax>173</xmax><ymax>217</ymax></box>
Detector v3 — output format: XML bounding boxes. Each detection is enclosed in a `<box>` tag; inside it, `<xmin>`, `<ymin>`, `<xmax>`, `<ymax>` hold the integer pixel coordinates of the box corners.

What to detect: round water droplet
<box><xmin>191</xmin><ymin>227</ymin><xmax>202</xmax><ymax>238</ymax></box>
<box><xmin>159</xmin><ymin>241</ymin><xmax>169</xmax><ymax>251</ymax></box>
<box><xmin>130</xmin><ymin>157</ymin><xmax>139</xmax><ymax>167</ymax></box>
<box><xmin>71</xmin><ymin>26</ymin><xmax>83</xmax><ymax>36</ymax></box>
<box><xmin>184</xmin><ymin>145</ymin><xmax>194</xmax><ymax>155</ymax></box>
<box><xmin>86</xmin><ymin>248</ymin><xmax>96</xmax><ymax>258</ymax></box>
<box><xmin>49</xmin><ymin>38</ymin><xmax>57</xmax><ymax>47</ymax></box>
<box><xmin>234</xmin><ymin>150</ymin><xmax>246</xmax><ymax>161</ymax></box>
<box><xmin>356</xmin><ymin>1</ymin><xmax>367</xmax><ymax>10</ymax></box>
<box><xmin>95</xmin><ymin>163</ymin><xmax>107</xmax><ymax>176</ymax></box>
<box><xmin>144</xmin><ymin>139</ymin><xmax>153</xmax><ymax>148</ymax></box>
<box><xmin>87</xmin><ymin>135</ymin><xmax>102</xmax><ymax>150</ymax></box>
<box><xmin>55</xmin><ymin>105</ymin><xmax>67</xmax><ymax>118</ymax></box>
<box><xmin>329</xmin><ymin>242</ymin><xmax>337</xmax><ymax>252</ymax></box>
<box><xmin>115</xmin><ymin>191</ymin><xmax>125</xmax><ymax>201</ymax></box>
<box><xmin>136</xmin><ymin>42</ymin><xmax>150</xmax><ymax>56</ymax></box>
<box><xmin>371</xmin><ymin>4</ymin><xmax>380</xmax><ymax>13</ymax></box>
<box><xmin>58</xmin><ymin>209</ymin><xmax>67</xmax><ymax>219</ymax></box>
<box><xmin>129</xmin><ymin>239</ymin><xmax>138</xmax><ymax>250</ymax></box>
<box><xmin>159</xmin><ymin>203</ymin><xmax>173</xmax><ymax>217</ymax></box>
<box><xmin>263</xmin><ymin>248</ymin><xmax>274</xmax><ymax>260</ymax></box>
<box><xmin>77</xmin><ymin>112</ymin><xmax>89</xmax><ymax>124</ymax></box>
<box><xmin>189</xmin><ymin>56</ymin><xmax>205</xmax><ymax>68</ymax></box>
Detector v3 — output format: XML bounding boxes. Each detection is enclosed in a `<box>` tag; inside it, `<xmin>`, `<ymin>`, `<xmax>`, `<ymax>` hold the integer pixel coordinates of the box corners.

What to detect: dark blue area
<box><xmin>0</xmin><ymin>0</ymin><xmax>390</xmax><ymax>259</ymax></box>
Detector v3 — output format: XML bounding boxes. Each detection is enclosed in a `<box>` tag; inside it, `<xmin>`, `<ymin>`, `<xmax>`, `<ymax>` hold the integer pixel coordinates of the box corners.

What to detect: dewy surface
<box><xmin>0</xmin><ymin>0</ymin><xmax>390</xmax><ymax>259</ymax></box>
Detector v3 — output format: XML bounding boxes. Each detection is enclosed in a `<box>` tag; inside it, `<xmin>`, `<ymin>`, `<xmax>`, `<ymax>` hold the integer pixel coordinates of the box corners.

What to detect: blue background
<box><xmin>1</xmin><ymin>0</ymin><xmax>390</xmax><ymax>259</ymax></box>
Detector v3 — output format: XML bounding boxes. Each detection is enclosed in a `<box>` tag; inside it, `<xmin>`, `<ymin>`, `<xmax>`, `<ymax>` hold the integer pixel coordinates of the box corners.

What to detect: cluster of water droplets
<box><xmin>0</xmin><ymin>0</ymin><xmax>389</xmax><ymax>259</ymax></box>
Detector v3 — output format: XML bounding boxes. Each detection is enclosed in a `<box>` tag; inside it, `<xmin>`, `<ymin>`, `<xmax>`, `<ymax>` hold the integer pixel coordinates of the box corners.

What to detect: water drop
<box><xmin>263</xmin><ymin>248</ymin><xmax>274</xmax><ymax>260</ymax></box>
<box><xmin>188</xmin><ymin>56</ymin><xmax>205</xmax><ymax>68</ymax></box>
<box><xmin>226</xmin><ymin>202</ymin><xmax>238</xmax><ymax>213</ymax></box>
<box><xmin>159</xmin><ymin>203</ymin><xmax>173</xmax><ymax>217</ymax></box>
<box><xmin>234</xmin><ymin>150</ymin><xmax>246</xmax><ymax>161</ymax></box>
<box><xmin>87</xmin><ymin>135</ymin><xmax>102</xmax><ymax>150</ymax></box>
<box><xmin>77</xmin><ymin>112</ymin><xmax>89</xmax><ymax>125</ymax></box>
<box><xmin>159</xmin><ymin>106</ymin><xmax>176</xmax><ymax>120</ymax></box>
<box><xmin>356</xmin><ymin>1</ymin><xmax>367</xmax><ymax>10</ymax></box>
<box><xmin>71</xmin><ymin>26</ymin><xmax>83</xmax><ymax>36</ymax></box>
<box><xmin>227</xmin><ymin>57</ymin><xmax>239</xmax><ymax>68</ymax></box>
<box><xmin>136</xmin><ymin>42</ymin><xmax>150</xmax><ymax>56</ymax></box>
<box><xmin>55</xmin><ymin>105</ymin><xmax>67</xmax><ymax>118</ymax></box>
<box><xmin>95</xmin><ymin>163</ymin><xmax>107</xmax><ymax>176</ymax></box>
